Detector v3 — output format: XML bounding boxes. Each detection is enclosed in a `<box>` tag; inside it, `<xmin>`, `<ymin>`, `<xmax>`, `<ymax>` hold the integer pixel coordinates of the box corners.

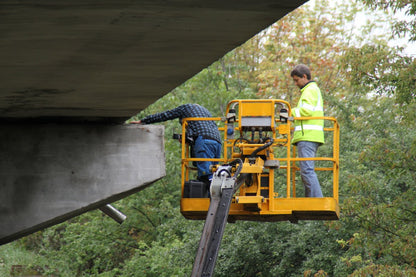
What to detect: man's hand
<box><xmin>129</xmin><ymin>120</ymin><xmax>142</xmax><ymax>124</ymax></box>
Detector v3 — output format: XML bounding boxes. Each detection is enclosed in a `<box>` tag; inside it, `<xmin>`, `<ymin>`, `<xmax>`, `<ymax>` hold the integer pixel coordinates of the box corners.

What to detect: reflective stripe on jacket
<box><xmin>291</xmin><ymin>81</ymin><xmax>325</xmax><ymax>145</ymax></box>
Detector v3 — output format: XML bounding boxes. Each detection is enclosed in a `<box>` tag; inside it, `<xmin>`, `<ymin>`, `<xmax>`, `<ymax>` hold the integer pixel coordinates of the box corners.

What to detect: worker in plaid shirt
<box><xmin>131</xmin><ymin>104</ymin><xmax>222</xmax><ymax>183</ymax></box>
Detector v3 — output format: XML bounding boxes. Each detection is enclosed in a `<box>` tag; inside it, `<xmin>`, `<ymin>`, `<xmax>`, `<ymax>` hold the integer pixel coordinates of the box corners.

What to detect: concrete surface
<box><xmin>0</xmin><ymin>0</ymin><xmax>306</xmax><ymax>119</ymax></box>
<box><xmin>0</xmin><ymin>124</ymin><xmax>165</xmax><ymax>244</ymax></box>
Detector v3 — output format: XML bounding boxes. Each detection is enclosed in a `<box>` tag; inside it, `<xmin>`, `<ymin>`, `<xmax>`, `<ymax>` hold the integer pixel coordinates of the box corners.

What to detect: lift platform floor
<box><xmin>181</xmin><ymin>197</ymin><xmax>339</xmax><ymax>222</ymax></box>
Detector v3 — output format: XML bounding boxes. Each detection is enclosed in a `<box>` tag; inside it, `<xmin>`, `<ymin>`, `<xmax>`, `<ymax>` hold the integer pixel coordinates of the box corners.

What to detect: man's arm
<box><xmin>131</xmin><ymin>105</ymin><xmax>186</xmax><ymax>125</ymax></box>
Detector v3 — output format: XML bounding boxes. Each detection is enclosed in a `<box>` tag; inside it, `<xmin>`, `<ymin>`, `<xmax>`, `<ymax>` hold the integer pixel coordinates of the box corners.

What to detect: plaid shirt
<box><xmin>141</xmin><ymin>104</ymin><xmax>221</xmax><ymax>143</ymax></box>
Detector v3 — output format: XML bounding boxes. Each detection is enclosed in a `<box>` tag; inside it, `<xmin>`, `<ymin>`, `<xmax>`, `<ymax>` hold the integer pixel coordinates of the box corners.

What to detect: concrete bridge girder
<box><xmin>0</xmin><ymin>124</ymin><xmax>165</xmax><ymax>244</ymax></box>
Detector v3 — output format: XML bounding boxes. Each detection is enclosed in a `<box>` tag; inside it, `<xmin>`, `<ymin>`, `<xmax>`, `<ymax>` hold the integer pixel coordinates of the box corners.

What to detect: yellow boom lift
<box><xmin>178</xmin><ymin>99</ymin><xmax>340</xmax><ymax>276</ymax></box>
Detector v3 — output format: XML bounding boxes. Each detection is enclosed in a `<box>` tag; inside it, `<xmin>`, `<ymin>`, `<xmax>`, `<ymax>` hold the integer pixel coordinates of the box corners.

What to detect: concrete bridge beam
<box><xmin>0</xmin><ymin>123</ymin><xmax>165</xmax><ymax>245</ymax></box>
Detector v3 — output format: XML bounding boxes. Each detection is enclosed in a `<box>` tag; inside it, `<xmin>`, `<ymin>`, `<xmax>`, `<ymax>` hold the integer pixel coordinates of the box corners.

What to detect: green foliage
<box><xmin>0</xmin><ymin>242</ymin><xmax>51</xmax><ymax>276</ymax></box>
<box><xmin>214</xmin><ymin>221</ymin><xmax>349</xmax><ymax>277</ymax></box>
<box><xmin>120</xmin><ymin>213</ymin><xmax>202</xmax><ymax>277</ymax></box>
<box><xmin>359</xmin><ymin>0</ymin><xmax>416</xmax><ymax>41</ymax></box>
<box><xmin>22</xmin><ymin>211</ymin><xmax>138</xmax><ymax>276</ymax></box>
<box><xmin>341</xmin><ymin>43</ymin><xmax>416</xmax><ymax>104</ymax></box>
<box><xmin>338</xmin><ymin>98</ymin><xmax>416</xmax><ymax>275</ymax></box>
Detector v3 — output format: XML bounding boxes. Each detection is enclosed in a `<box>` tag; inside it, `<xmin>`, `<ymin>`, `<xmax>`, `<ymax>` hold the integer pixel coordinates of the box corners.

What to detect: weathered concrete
<box><xmin>0</xmin><ymin>0</ymin><xmax>306</xmax><ymax>119</ymax></box>
<box><xmin>0</xmin><ymin>124</ymin><xmax>165</xmax><ymax>244</ymax></box>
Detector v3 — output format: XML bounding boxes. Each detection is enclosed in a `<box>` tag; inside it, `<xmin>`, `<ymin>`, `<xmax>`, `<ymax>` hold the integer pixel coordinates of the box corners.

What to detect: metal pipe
<box><xmin>99</xmin><ymin>204</ymin><xmax>126</xmax><ymax>224</ymax></box>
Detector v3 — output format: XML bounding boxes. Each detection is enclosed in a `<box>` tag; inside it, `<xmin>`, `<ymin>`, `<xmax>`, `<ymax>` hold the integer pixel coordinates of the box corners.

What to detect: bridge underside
<box><xmin>0</xmin><ymin>0</ymin><xmax>306</xmax><ymax>119</ymax></box>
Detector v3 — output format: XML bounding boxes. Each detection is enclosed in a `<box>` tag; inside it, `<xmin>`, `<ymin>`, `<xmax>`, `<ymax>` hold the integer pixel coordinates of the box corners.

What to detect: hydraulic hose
<box><xmin>249</xmin><ymin>138</ymin><xmax>274</xmax><ymax>158</ymax></box>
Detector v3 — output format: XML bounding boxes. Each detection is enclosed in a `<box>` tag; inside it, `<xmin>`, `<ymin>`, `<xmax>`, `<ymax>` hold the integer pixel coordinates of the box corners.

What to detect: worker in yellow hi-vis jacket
<box><xmin>290</xmin><ymin>64</ymin><xmax>324</xmax><ymax>197</ymax></box>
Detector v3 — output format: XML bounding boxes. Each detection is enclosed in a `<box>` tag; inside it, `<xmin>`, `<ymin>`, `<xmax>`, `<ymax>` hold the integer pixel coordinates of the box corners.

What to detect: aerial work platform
<box><xmin>180</xmin><ymin>99</ymin><xmax>340</xmax><ymax>223</ymax></box>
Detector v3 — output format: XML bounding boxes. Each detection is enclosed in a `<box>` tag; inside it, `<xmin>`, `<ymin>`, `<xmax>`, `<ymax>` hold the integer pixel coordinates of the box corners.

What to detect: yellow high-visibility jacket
<box><xmin>291</xmin><ymin>81</ymin><xmax>325</xmax><ymax>145</ymax></box>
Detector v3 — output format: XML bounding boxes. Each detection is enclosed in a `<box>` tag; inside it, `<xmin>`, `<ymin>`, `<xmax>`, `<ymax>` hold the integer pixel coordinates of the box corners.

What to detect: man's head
<box><xmin>291</xmin><ymin>64</ymin><xmax>311</xmax><ymax>89</ymax></box>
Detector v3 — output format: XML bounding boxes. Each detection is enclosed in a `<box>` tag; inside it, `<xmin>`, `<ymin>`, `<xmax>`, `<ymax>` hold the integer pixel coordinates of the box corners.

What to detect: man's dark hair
<box><xmin>290</xmin><ymin>64</ymin><xmax>311</xmax><ymax>80</ymax></box>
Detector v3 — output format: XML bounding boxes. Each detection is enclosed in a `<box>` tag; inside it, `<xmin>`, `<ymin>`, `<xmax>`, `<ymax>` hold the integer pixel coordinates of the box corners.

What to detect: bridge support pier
<box><xmin>0</xmin><ymin>122</ymin><xmax>165</xmax><ymax>245</ymax></box>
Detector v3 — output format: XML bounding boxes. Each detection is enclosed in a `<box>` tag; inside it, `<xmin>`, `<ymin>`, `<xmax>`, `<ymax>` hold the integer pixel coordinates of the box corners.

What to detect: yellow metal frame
<box><xmin>180</xmin><ymin>99</ymin><xmax>340</xmax><ymax>222</ymax></box>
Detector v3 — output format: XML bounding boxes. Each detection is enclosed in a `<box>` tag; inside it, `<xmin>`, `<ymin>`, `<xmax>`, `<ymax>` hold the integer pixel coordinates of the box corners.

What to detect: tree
<box><xmin>359</xmin><ymin>0</ymin><xmax>416</xmax><ymax>41</ymax></box>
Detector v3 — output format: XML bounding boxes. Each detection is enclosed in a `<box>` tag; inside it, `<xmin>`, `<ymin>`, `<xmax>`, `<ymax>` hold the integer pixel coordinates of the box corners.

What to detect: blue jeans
<box><xmin>297</xmin><ymin>141</ymin><xmax>323</xmax><ymax>197</ymax></box>
<box><xmin>193</xmin><ymin>136</ymin><xmax>222</xmax><ymax>180</ymax></box>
